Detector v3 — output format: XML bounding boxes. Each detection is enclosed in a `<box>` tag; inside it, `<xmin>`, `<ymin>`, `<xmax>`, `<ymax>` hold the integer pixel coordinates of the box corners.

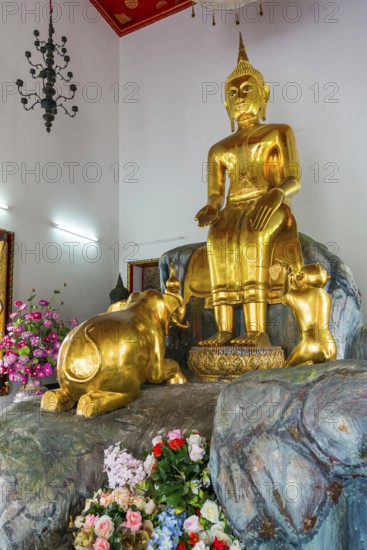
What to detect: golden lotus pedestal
<box><xmin>188</xmin><ymin>346</ymin><xmax>285</xmax><ymax>382</ymax></box>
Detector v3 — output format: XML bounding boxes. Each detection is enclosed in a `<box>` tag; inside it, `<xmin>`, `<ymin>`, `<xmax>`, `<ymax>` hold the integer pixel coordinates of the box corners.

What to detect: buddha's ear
<box><xmin>263</xmin><ymin>84</ymin><xmax>270</xmax><ymax>103</ymax></box>
<box><xmin>225</xmin><ymin>101</ymin><xmax>235</xmax><ymax>133</ymax></box>
<box><xmin>260</xmin><ymin>84</ymin><xmax>270</xmax><ymax>121</ymax></box>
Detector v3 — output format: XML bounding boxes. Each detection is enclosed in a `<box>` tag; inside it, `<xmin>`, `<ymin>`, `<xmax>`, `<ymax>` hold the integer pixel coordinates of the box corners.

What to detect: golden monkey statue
<box><xmin>282</xmin><ymin>264</ymin><xmax>336</xmax><ymax>367</ymax></box>
<box><xmin>41</xmin><ymin>265</ymin><xmax>188</xmax><ymax>417</ymax></box>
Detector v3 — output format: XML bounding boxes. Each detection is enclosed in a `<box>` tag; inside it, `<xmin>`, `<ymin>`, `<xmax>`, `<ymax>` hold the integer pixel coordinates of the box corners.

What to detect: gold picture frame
<box><xmin>0</xmin><ymin>229</ymin><xmax>15</xmax><ymax>396</ymax></box>
<box><xmin>127</xmin><ymin>258</ymin><xmax>160</xmax><ymax>293</ymax></box>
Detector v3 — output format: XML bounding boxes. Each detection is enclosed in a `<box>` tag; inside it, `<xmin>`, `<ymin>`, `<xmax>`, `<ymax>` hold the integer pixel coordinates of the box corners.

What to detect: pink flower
<box><xmin>83</xmin><ymin>514</ymin><xmax>97</xmax><ymax>532</ymax></box>
<box><xmin>122</xmin><ymin>509</ymin><xmax>142</xmax><ymax>533</ymax></box>
<box><xmin>93</xmin><ymin>538</ymin><xmax>110</xmax><ymax>550</ymax></box>
<box><xmin>14</xmin><ymin>300</ymin><xmax>23</xmax><ymax>307</ymax></box>
<box><xmin>31</xmin><ymin>311</ymin><xmax>41</xmax><ymax>320</ymax></box>
<box><xmin>94</xmin><ymin>515</ymin><xmax>114</xmax><ymax>539</ymax></box>
<box><xmin>9</xmin><ymin>312</ymin><xmax>18</xmax><ymax>319</ymax></box>
<box><xmin>38</xmin><ymin>299</ymin><xmax>49</xmax><ymax>306</ymax></box>
<box><xmin>184</xmin><ymin>514</ymin><xmax>202</xmax><ymax>533</ymax></box>
<box><xmin>167</xmin><ymin>429</ymin><xmax>184</xmax><ymax>442</ymax></box>
<box><xmin>19</xmin><ymin>303</ymin><xmax>28</xmax><ymax>311</ymax></box>
<box><xmin>53</xmin><ymin>312</ymin><xmax>61</xmax><ymax>320</ymax></box>
<box><xmin>43</xmin><ymin>363</ymin><xmax>53</xmax><ymax>376</ymax></box>
<box><xmin>43</xmin><ymin>320</ymin><xmax>53</xmax><ymax>327</ymax></box>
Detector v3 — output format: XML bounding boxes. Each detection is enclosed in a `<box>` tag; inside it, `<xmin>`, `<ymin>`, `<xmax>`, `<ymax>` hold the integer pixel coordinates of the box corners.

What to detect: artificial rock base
<box><xmin>0</xmin><ymin>380</ymin><xmax>223</xmax><ymax>550</ymax></box>
<box><xmin>211</xmin><ymin>359</ymin><xmax>367</xmax><ymax>550</ymax></box>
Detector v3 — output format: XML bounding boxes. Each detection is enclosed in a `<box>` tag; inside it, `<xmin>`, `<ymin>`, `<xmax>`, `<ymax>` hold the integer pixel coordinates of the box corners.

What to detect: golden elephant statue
<box><xmin>41</xmin><ymin>265</ymin><xmax>188</xmax><ymax>417</ymax></box>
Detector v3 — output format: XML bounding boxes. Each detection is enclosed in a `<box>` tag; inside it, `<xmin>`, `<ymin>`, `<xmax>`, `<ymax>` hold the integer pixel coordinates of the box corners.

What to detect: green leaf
<box><xmin>19</xmin><ymin>346</ymin><xmax>30</xmax><ymax>356</ymax></box>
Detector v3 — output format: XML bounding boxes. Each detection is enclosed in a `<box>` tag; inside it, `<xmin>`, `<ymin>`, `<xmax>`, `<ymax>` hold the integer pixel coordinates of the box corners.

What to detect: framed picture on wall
<box><xmin>127</xmin><ymin>259</ymin><xmax>161</xmax><ymax>293</ymax></box>
<box><xmin>0</xmin><ymin>229</ymin><xmax>15</xmax><ymax>396</ymax></box>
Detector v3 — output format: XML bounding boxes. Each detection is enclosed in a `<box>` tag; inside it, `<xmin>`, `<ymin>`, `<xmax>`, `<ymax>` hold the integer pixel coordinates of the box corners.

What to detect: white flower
<box><xmin>187</xmin><ymin>433</ymin><xmax>205</xmax><ymax>446</ymax></box>
<box><xmin>152</xmin><ymin>435</ymin><xmax>163</xmax><ymax>446</ymax></box>
<box><xmin>189</xmin><ymin>443</ymin><xmax>206</xmax><ymax>462</ymax></box>
<box><xmin>199</xmin><ymin>529</ymin><xmax>213</xmax><ymax>546</ymax></box>
<box><xmin>82</xmin><ymin>498</ymin><xmax>96</xmax><ymax>514</ymax></box>
<box><xmin>193</xmin><ymin>542</ymin><xmax>209</xmax><ymax>550</ymax></box>
<box><xmin>144</xmin><ymin>498</ymin><xmax>156</xmax><ymax>515</ymax></box>
<box><xmin>144</xmin><ymin>453</ymin><xmax>156</xmax><ymax>475</ymax></box>
<box><xmin>201</xmin><ymin>500</ymin><xmax>220</xmax><ymax>524</ymax></box>
<box><xmin>187</xmin><ymin>433</ymin><xmax>206</xmax><ymax>462</ymax></box>
<box><xmin>210</xmin><ymin>521</ymin><xmax>225</xmax><ymax>537</ymax></box>
<box><xmin>230</xmin><ymin>541</ymin><xmax>241</xmax><ymax>550</ymax></box>
<box><xmin>73</xmin><ymin>515</ymin><xmax>84</xmax><ymax>528</ymax></box>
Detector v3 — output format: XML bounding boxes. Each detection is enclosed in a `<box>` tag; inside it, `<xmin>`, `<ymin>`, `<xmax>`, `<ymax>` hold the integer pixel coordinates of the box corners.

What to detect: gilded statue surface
<box><xmin>191</xmin><ymin>34</ymin><xmax>336</xmax><ymax>368</ymax></box>
<box><xmin>195</xmin><ymin>34</ymin><xmax>303</xmax><ymax>347</ymax></box>
<box><xmin>41</xmin><ymin>265</ymin><xmax>188</xmax><ymax>417</ymax></box>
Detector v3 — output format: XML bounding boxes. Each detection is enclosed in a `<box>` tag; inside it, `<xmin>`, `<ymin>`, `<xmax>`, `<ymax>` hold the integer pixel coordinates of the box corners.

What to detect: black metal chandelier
<box><xmin>16</xmin><ymin>0</ymin><xmax>78</xmax><ymax>133</ymax></box>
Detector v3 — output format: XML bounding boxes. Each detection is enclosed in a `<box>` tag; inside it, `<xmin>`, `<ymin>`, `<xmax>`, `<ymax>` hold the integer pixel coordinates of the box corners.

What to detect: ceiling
<box><xmin>89</xmin><ymin>0</ymin><xmax>193</xmax><ymax>37</ymax></box>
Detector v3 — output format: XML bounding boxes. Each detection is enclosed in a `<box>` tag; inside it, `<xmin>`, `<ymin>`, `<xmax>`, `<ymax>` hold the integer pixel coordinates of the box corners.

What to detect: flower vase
<box><xmin>13</xmin><ymin>378</ymin><xmax>47</xmax><ymax>403</ymax></box>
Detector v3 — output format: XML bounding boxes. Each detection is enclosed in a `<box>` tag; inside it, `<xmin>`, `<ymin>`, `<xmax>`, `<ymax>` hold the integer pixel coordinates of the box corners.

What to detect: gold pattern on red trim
<box><xmin>114</xmin><ymin>12</ymin><xmax>133</xmax><ymax>25</ymax></box>
<box><xmin>156</xmin><ymin>1</ymin><xmax>169</xmax><ymax>9</ymax></box>
<box><xmin>125</xmin><ymin>0</ymin><xmax>139</xmax><ymax>8</ymax></box>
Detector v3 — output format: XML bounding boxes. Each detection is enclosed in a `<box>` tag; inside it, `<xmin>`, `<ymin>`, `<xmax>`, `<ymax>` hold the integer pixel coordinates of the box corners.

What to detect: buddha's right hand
<box><xmin>195</xmin><ymin>204</ymin><xmax>219</xmax><ymax>227</ymax></box>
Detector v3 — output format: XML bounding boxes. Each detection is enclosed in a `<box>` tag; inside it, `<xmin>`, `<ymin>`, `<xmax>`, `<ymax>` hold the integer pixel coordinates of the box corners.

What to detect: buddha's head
<box><xmin>224</xmin><ymin>33</ymin><xmax>270</xmax><ymax>131</ymax></box>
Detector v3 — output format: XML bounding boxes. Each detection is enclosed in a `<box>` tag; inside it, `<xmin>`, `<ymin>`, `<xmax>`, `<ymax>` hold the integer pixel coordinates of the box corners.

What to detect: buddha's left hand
<box><xmin>249</xmin><ymin>188</ymin><xmax>285</xmax><ymax>231</ymax></box>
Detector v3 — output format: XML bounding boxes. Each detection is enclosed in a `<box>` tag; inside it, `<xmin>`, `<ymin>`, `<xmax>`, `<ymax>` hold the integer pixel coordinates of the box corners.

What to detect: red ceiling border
<box><xmin>89</xmin><ymin>1</ymin><xmax>193</xmax><ymax>38</ymax></box>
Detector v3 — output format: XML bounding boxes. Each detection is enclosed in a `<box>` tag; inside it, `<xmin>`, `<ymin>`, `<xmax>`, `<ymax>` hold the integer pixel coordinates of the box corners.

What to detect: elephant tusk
<box><xmin>174</xmin><ymin>321</ymin><xmax>190</xmax><ymax>329</ymax></box>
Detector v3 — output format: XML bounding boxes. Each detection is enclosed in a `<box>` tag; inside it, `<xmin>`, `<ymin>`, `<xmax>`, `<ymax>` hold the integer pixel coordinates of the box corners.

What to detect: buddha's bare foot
<box><xmin>198</xmin><ymin>331</ymin><xmax>233</xmax><ymax>346</ymax></box>
<box><xmin>230</xmin><ymin>331</ymin><xmax>271</xmax><ymax>347</ymax></box>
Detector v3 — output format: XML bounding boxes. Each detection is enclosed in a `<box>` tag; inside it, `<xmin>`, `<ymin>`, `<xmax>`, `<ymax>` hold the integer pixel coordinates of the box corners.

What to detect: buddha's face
<box><xmin>226</xmin><ymin>75</ymin><xmax>262</xmax><ymax>121</ymax></box>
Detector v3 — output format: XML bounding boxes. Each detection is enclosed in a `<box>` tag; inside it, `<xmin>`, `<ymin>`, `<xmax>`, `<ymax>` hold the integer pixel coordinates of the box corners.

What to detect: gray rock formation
<box><xmin>160</xmin><ymin>233</ymin><xmax>364</xmax><ymax>361</ymax></box>
<box><xmin>0</xmin><ymin>381</ymin><xmax>222</xmax><ymax>550</ymax></box>
<box><xmin>210</xmin><ymin>359</ymin><xmax>367</xmax><ymax>549</ymax></box>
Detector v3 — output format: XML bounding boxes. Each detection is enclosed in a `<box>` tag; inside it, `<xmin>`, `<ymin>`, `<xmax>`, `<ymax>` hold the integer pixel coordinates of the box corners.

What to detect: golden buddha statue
<box><xmin>195</xmin><ymin>33</ymin><xmax>303</xmax><ymax>347</ymax></box>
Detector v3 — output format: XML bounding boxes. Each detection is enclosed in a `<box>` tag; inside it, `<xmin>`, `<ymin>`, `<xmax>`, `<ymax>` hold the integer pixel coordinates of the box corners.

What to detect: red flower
<box><xmin>176</xmin><ymin>542</ymin><xmax>185</xmax><ymax>550</ymax></box>
<box><xmin>188</xmin><ymin>533</ymin><xmax>199</xmax><ymax>545</ymax></box>
<box><xmin>196</xmin><ymin>508</ymin><xmax>201</xmax><ymax>516</ymax></box>
<box><xmin>169</xmin><ymin>438</ymin><xmax>185</xmax><ymax>451</ymax></box>
<box><xmin>152</xmin><ymin>442</ymin><xmax>163</xmax><ymax>457</ymax></box>
<box><xmin>213</xmin><ymin>537</ymin><xmax>230</xmax><ymax>550</ymax></box>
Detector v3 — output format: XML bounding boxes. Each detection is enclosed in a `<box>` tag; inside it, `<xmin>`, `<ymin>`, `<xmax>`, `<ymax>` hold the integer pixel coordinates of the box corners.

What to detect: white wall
<box><xmin>119</xmin><ymin>0</ymin><xmax>367</xmax><ymax>318</ymax></box>
<box><xmin>0</xmin><ymin>0</ymin><xmax>120</xmax><ymax>323</ymax></box>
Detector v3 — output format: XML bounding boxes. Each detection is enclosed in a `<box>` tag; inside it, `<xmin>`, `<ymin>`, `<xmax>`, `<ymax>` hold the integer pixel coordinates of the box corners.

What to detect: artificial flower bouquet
<box><xmin>72</xmin><ymin>430</ymin><xmax>243</xmax><ymax>550</ymax></box>
<box><xmin>0</xmin><ymin>287</ymin><xmax>78</xmax><ymax>393</ymax></box>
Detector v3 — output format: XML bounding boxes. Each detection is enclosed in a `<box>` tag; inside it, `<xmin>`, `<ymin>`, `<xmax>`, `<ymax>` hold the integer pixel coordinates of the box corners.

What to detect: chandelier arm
<box><xmin>54</xmin><ymin>62</ymin><xmax>69</xmax><ymax>72</ymax></box>
<box><xmin>26</xmin><ymin>60</ymin><xmax>43</xmax><ymax>69</ymax></box>
<box><xmin>17</xmin><ymin>90</ymin><xmax>42</xmax><ymax>101</ymax></box>
<box><xmin>57</xmin><ymin>103</ymin><xmax>77</xmax><ymax>117</ymax></box>
<box><xmin>57</xmin><ymin>91</ymin><xmax>75</xmax><ymax>103</ymax></box>
<box><xmin>55</xmin><ymin>72</ymin><xmax>72</xmax><ymax>83</ymax></box>
<box><xmin>54</xmin><ymin>45</ymin><xmax>67</xmax><ymax>55</ymax></box>
<box><xmin>22</xmin><ymin>100</ymin><xmax>40</xmax><ymax>111</ymax></box>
